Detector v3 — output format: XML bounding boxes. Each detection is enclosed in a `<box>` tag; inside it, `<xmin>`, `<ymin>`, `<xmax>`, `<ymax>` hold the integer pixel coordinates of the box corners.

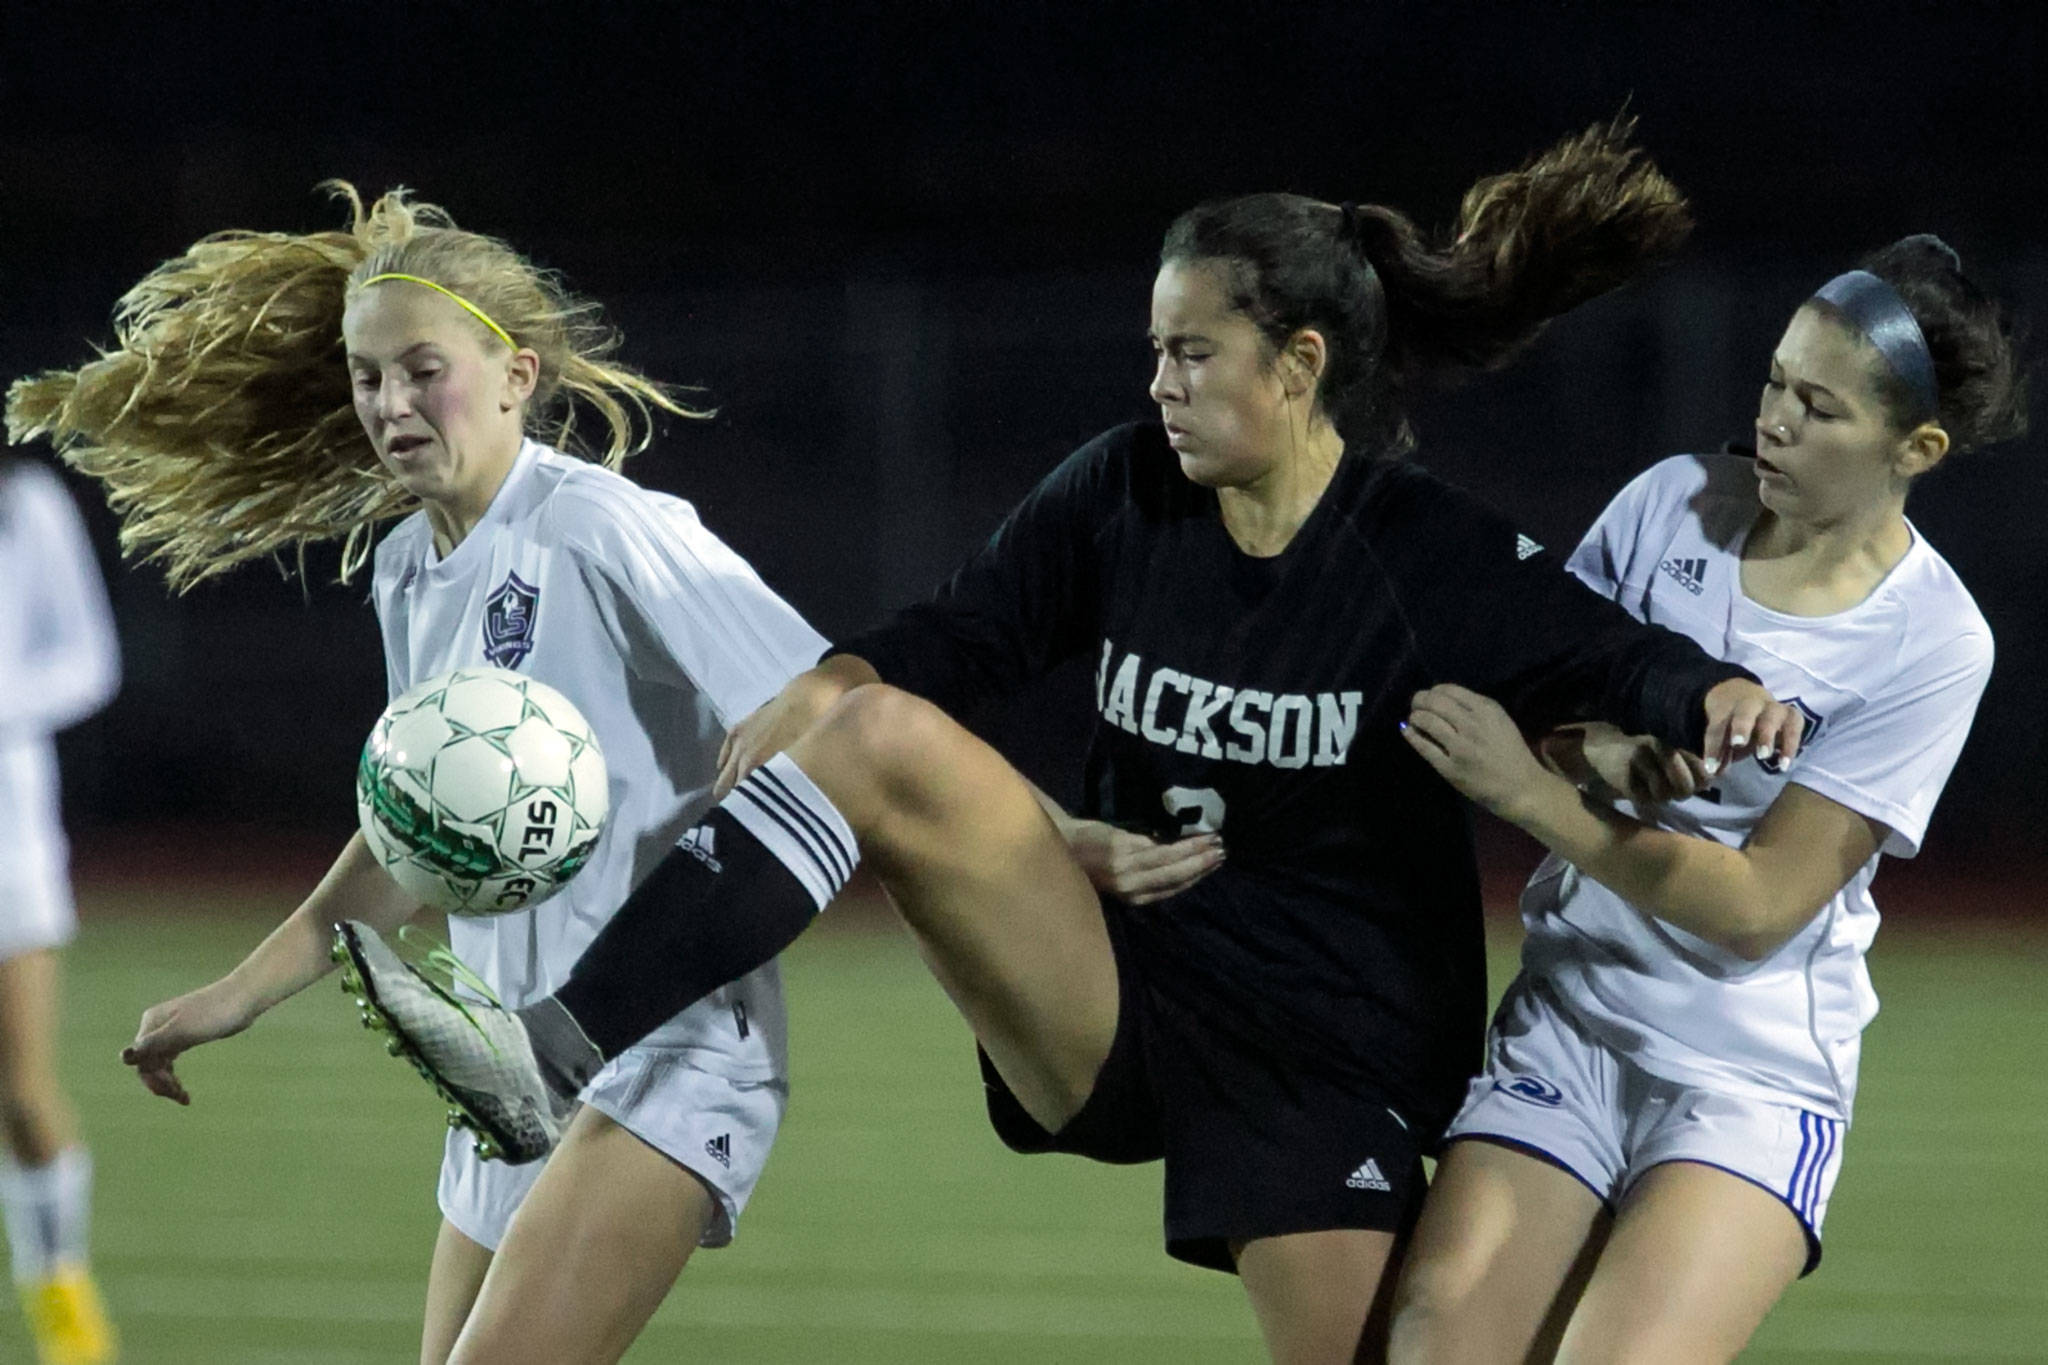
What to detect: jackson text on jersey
<box><xmin>1095</xmin><ymin>639</ymin><xmax>1362</xmax><ymax>770</ymax></box>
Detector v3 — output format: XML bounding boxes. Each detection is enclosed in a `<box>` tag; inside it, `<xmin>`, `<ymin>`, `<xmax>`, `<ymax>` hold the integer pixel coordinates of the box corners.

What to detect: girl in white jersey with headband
<box><xmin>1388</xmin><ymin>235</ymin><xmax>2027</xmax><ymax>1363</ymax></box>
<box><xmin>7</xmin><ymin>186</ymin><xmax>825</xmax><ymax>1365</ymax></box>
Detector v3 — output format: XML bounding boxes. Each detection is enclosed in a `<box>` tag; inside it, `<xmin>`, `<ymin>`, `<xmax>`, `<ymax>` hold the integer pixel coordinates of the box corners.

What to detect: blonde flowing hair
<box><xmin>5</xmin><ymin>183</ymin><xmax>704</xmax><ymax>589</ymax></box>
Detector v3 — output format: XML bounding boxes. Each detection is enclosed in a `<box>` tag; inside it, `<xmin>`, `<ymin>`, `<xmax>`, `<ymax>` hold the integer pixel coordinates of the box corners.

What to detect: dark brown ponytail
<box><xmin>1160</xmin><ymin>118</ymin><xmax>1692</xmax><ymax>453</ymax></box>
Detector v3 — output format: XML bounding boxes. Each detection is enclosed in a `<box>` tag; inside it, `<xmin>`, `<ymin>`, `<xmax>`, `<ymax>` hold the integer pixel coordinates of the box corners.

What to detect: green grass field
<box><xmin>5</xmin><ymin>883</ymin><xmax>2043</xmax><ymax>1362</ymax></box>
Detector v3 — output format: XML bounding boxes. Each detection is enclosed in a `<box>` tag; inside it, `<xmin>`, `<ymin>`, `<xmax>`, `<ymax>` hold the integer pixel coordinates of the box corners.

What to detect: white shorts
<box><xmin>0</xmin><ymin>863</ymin><xmax>75</xmax><ymax>963</ymax></box>
<box><xmin>1446</xmin><ymin>976</ymin><xmax>1845</xmax><ymax>1272</ymax></box>
<box><xmin>438</xmin><ymin>1046</ymin><xmax>788</xmax><ymax>1252</ymax></box>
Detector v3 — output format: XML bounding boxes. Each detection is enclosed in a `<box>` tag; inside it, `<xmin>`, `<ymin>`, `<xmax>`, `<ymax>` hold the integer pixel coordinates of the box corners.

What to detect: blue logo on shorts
<box><xmin>1494</xmin><ymin>1075</ymin><xmax>1565</xmax><ymax>1108</ymax></box>
<box><xmin>483</xmin><ymin>572</ymin><xmax>540</xmax><ymax>669</ymax></box>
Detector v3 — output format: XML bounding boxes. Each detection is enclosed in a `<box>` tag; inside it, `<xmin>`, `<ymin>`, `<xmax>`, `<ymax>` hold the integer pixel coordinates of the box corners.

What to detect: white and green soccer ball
<box><xmin>355</xmin><ymin>667</ymin><xmax>609</xmax><ymax>917</ymax></box>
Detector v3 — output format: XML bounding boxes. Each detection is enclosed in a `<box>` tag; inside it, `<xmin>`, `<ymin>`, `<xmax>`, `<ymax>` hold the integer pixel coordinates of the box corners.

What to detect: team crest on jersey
<box><xmin>483</xmin><ymin>572</ymin><xmax>540</xmax><ymax>669</ymax></box>
<box><xmin>1494</xmin><ymin>1074</ymin><xmax>1565</xmax><ymax>1108</ymax></box>
<box><xmin>1759</xmin><ymin>696</ymin><xmax>1827</xmax><ymax>773</ymax></box>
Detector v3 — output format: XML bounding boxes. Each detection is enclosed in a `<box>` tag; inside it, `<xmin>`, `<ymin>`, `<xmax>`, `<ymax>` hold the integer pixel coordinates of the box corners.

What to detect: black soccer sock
<box><xmin>515</xmin><ymin>997</ymin><xmax>605</xmax><ymax>1103</ymax></box>
<box><xmin>547</xmin><ymin>753</ymin><xmax>858</xmax><ymax>1059</ymax></box>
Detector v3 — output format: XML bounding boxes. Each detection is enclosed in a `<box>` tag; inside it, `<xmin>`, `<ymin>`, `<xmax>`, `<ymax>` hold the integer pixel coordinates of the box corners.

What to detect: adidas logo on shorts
<box><xmin>1345</xmin><ymin>1158</ymin><xmax>1392</xmax><ymax>1192</ymax></box>
<box><xmin>704</xmin><ymin>1133</ymin><xmax>732</xmax><ymax>1169</ymax></box>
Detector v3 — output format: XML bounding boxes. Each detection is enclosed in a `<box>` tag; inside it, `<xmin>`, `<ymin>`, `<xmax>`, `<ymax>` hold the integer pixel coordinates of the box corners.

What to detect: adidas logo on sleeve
<box><xmin>1344</xmin><ymin>1158</ymin><xmax>1392</xmax><ymax>1192</ymax></box>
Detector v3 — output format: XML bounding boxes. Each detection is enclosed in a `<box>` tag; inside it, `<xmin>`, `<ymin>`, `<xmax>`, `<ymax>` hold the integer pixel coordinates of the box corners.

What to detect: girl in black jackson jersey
<box><xmin>337</xmin><ymin>122</ymin><xmax>1805</xmax><ymax>1363</ymax></box>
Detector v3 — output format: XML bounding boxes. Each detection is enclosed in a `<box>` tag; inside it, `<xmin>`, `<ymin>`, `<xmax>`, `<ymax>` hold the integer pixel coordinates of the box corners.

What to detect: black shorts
<box><xmin>977</xmin><ymin>903</ymin><xmax>1426</xmax><ymax>1273</ymax></box>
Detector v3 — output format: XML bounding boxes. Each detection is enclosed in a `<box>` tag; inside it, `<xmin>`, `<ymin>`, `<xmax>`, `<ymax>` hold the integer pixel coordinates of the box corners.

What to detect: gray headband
<box><xmin>1811</xmin><ymin>270</ymin><xmax>1940</xmax><ymax>422</ymax></box>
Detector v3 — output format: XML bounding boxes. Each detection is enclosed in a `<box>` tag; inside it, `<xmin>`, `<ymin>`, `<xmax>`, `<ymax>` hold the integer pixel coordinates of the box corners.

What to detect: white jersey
<box><xmin>370</xmin><ymin>441</ymin><xmax>826</xmax><ymax>1078</ymax></box>
<box><xmin>1523</xmin><ymin>452</ymin><xmax>1991</xmax><ymax>1121</ymax></box>
<box><xmin>0</xmin><ymin>462</ymin><xmax>120</xmax><ymax>883</ymax></box>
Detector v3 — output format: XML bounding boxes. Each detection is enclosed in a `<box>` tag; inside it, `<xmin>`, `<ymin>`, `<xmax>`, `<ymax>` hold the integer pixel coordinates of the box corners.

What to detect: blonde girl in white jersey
<box><xmin>6</xmin><ymin>187</ymin><xmax>826</xmax><ymax>1365</ymax></box>
<box><xmin>1386</xmin><ymin>236</ymin><xmax>2027</xmax><ymax>1363</ymax></box>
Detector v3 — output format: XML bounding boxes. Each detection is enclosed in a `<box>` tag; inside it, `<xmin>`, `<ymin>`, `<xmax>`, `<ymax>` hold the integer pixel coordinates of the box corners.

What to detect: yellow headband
<box><xmin>359</xmin><ymin>273</ymin><xmax>517</xmax><ymax>351</ymax></box>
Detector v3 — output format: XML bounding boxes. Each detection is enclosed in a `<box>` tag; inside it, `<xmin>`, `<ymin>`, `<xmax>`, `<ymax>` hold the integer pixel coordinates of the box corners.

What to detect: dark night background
<box><xmin>4</xmin><ymin>2</ymin><xmax>2044</xmax><ymax>883</ymax></box>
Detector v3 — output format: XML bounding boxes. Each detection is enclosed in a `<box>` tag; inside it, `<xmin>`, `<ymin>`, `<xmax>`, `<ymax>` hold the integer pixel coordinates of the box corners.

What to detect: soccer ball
<box><xmin>355</xmin><ymin>667</ymin><xmax>609</xmax><ymax>917</ymax></box>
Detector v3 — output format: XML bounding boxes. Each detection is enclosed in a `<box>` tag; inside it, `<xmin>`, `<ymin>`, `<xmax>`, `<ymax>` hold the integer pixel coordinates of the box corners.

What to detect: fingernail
<box><xmin>1756</xmin><ymin>745</ymin><xmax>1774</xmax><ymax>761</ymax></box>
<box><xmin>1703</xmin><ymin>757</ymin><xmax>1721</xmax><ymax>775</ymax></box>
<box><xmin>1730</xmin><ymin>735</ymin><xmax>1749</xmax><ymax>749</ymax></box>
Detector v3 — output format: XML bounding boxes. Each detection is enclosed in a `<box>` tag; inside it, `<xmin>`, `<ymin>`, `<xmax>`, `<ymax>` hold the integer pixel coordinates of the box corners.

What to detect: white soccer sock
<box><xmin>0</xmin><ymin>1146</ymin><xmax>92</xmax><ymax>1282</ymax></box>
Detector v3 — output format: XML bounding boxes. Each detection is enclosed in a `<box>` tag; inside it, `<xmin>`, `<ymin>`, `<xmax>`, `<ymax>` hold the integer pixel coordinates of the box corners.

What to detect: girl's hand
<box><xmin>122</xmin><ymin>978</ymin><xmax>259</xmax><ymax>1105</ymax></box>
<box><xmin>1402</xmin><ymin>684</ymin><xmax>1558</xmax><ymax>822</ymax></box>
<box><xmin>1063</xmin><ymin>819</ymin><xmax>1224</xmax><ymax>906</ymax></box>
<box><xmin>1701</xmin><ymin>678</ymin><xmax>1806</xmax><ymax>776</ymax></box>
<box><xmin>1541</xmin><ymin>722</ymin><xmax>1712</xmax><ymax>806</ymax></box>
<box><xmin>714</xmin><ymin>655</ymin><xmax>879</xmax><ymax>799</ymax></box>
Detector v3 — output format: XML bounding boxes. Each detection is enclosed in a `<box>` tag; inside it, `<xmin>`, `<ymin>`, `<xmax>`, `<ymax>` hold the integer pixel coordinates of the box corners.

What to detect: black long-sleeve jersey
<box><xmin>840</xmin><ymin>422</ymin><xmax>1752</xmax><ymax>1140</ymax></box>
